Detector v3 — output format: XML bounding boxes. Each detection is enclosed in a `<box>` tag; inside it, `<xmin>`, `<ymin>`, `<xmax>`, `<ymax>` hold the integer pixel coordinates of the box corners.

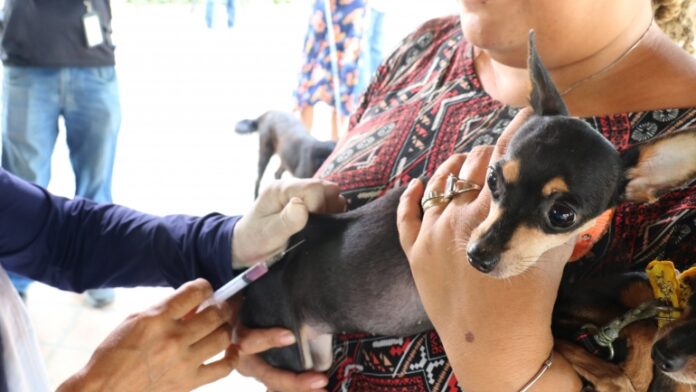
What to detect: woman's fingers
<box><xmin>491</xmin><ymin>107</ymin><xmax>532</xmax><ymax>162</ymax></box>
<box><xmin>397</xmin><ymin>179</ymin><xmax>425</xmax><ymax>256</ymax></box>
<box><xmin>457</xmin><ymin>146</ymin><xmax>493</xmax><ymax>189</ymax></box>
<box><xmin>421</xmin><ymin>154</ymin><xmax>467</xmax><ymax>223</ymax></box>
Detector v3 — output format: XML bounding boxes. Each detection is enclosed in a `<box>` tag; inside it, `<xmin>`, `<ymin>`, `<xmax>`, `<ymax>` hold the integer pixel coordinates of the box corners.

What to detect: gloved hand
<box><xmin>232</xmin><ymin>178</ymin><xmax>346</xmax><ymax>268</ymax></box>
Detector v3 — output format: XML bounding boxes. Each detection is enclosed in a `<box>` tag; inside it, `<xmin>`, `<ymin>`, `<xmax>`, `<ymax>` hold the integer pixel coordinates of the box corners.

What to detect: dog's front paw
<box><xmin>555</xmin><ymin>340</ymin><xmax>637</xmax><ymax>392</ymax></box>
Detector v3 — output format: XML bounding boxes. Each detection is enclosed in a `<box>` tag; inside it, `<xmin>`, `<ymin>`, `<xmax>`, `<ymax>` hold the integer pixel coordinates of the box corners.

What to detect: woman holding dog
<box><xmin>238</xmin><ymin>0</ymin><xmax>696</xmax><ymax>391</ymax></box>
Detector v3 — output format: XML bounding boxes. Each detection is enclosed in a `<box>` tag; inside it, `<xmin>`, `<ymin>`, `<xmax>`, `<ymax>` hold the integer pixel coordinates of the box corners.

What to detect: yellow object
<box><xmin>646</xmin><ymin>260</ymin><xmax>683</xmax><ymax>327</ymax></box>
<box><xmin>677</xmin><ymin>266</ymin><xmax>696</xmax><ymax>309</ymax></box>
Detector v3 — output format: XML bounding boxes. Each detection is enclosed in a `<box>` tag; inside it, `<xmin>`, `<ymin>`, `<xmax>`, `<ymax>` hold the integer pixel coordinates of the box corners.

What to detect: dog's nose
<box><xmin>652</xmin><ymin>344</ymin><xmax>686</xmax><ymax>373</ymax></box>
<box><xmin>466</xmin><ymin>244</ymin><xmax>500</xmax><ymax>273</ymax></box>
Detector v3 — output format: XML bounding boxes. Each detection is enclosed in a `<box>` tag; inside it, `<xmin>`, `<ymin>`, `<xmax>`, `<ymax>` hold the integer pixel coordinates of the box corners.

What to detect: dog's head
<box><xmin>466</xmin><ymin>32</ymin><xmax>696</xmax><ymax>278</ymax></box>
<box><xmin>652</xmin><ymin>275</ymin><xmax>696</xmax><ymax>384</ymax></box>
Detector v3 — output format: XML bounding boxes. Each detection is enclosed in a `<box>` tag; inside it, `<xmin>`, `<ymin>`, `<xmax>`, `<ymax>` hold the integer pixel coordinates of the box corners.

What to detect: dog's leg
<box><xmin>297</xmin><ymin>323</ymin><xmax>333</xmax><ymax>371</ymax></box>
<box><xmin>255</xmin><ymin>143</ymin><xmax>274</xmax><ymax>198</ymax></box>
<box><xmin>240</xmin><ymin>267</ymin><xmax>307</xmax><ymax>372</ymax></box>
<box><xmin>274</xmin><ymin>165</ymin><xmax>285</xmax><ymax>179</ymax></box>
<box><xmin>620</xmin><ymin>323</ymin><xmax>657</xmax><ymax>391</ymax></box>
<box><xmin>555</xmin><ymin>340</ymin><xmax>637</xmax><ymax>392</ymax></box>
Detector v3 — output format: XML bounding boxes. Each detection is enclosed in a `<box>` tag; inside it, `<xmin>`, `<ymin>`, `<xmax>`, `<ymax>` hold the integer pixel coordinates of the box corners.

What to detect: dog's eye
<box><xmin>487</xmin><ymin>170</ymin><xmax>499</xmax><ymax>197</ymax></box>
<box><xmin>547</xmin><ymin>202</ymin><xmax>576</xmax><ymax>229</ymax></box>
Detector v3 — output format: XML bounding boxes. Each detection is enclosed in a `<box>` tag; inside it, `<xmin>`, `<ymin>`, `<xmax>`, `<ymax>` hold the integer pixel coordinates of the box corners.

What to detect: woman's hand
<box><xmin>233</xmin><ymin>178</ymin><xmax>346</xmax><ymax>268</ymax></box>
<box><xmin>58</xmin><ymin>279</ymin><xmax>238</xmax><ymax>392</ymax></box>
<box><xmin>397</xmin><ymin>108</ymin><xmax>582</xmax><ymax>391</ymax></box>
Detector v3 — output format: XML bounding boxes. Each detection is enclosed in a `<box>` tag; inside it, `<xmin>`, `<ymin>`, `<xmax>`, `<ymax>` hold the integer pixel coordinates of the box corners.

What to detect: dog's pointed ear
<box><xmin>620</xmin><ymin>127</ymin><xmax>696</xmax><ymax>202</ymax></box>
<box><xmin>528</xmin><ymin>30</ymin><xmax>569</xmax><ymax>116</ymax></box>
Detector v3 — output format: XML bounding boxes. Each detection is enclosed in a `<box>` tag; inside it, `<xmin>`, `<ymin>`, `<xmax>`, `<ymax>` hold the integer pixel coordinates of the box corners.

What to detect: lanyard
<box><xmin>83</xmin><ymin>0</ymin><xmax>95</xmax><ymax>14</ymax></box>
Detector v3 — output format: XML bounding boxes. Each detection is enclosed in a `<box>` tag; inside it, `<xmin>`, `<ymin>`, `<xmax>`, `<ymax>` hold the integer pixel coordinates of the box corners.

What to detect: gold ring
<box><xmin>421</xmin><ymin>191</ymin><xmax>445</xmax><ymax>203</ymax></box>
<box><xmin>444</xmin><ymin>174</ymin><xmax>481</xmax><ymax>199</ymax></box>
<box><xmin>421</xmin><ymin>197</ymin><xmax>449</xmax><ymax>211</ymax></box>
<box><xmin>421</xmin><ymin>191</ymin><xmax>448</xmax><ymax>210</ymax></box>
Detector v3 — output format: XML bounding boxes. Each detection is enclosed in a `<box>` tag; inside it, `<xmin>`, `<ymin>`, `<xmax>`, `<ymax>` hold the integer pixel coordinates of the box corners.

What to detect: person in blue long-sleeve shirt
<box><xmin>0</xmin><ymin>167</ymin><xmax>343</xmax><ymax>391</ymax></box>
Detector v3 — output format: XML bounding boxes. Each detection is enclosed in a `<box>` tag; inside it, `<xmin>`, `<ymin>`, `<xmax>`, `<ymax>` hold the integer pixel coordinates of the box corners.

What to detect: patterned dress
<box><xmin>293</xmin><ymin>0</ymin><xmax>367</xmax><ymax>117</ymax></box>
<box><xmin>315</xmin><ymin>15</ymin><xmax>696</xmax><ymax>391</ymax></box>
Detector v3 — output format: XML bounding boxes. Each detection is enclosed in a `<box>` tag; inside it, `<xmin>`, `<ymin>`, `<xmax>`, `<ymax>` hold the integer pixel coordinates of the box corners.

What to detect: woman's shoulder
<box><xmin>617</xmin><ymin>35</ymin><xmax>696</xmax><ymax>111</ymax></box>
<box><xmin>569</xmin><ymin>31</ymin><xmax>696</xmax><ymax>116</ymax></box>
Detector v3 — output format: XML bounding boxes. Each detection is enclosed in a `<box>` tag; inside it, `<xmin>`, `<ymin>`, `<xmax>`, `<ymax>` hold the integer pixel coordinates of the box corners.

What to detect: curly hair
<box><xmin>653</xmin><ymin>0</ymin><xmax>695</xmax><ymax>54</ymax></box>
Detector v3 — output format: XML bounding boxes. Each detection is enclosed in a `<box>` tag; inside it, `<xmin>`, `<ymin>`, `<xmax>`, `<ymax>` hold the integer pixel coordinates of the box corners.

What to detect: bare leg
<box><xmin>331</xmin><ymin>109</ymin><xmax>348</xmax><ymax>141</ymax></box>
<box><xmin>300</xmin><ymin>106</ymin><xmax>314</xmax><ymax>134</ymax></box>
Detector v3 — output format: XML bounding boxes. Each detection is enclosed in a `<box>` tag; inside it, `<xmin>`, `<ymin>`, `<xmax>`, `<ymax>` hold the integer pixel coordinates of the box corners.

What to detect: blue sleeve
<box><xmin>0</xmin><ymin>168</ymin><xmax>238</xmax><ymax>291</ymax></box>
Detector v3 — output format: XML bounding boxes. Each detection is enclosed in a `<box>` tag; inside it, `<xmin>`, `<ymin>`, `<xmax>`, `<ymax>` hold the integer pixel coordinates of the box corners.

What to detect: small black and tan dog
<box><xmin>651</xmin><ymin>271</ymin><xmax>696</xmax><ymax>391</ymax></box>
<box><xmin>235</xmin><ymin>111</ymin><xmax>336</xmax><ymax>198</ymax></box>
<box><xmin>240</xmin><ymin>32</ymin><xmax>696</xmax><ymax>372</ymax></box>
<box><xmin>553</xmin><ymin>272</ymin><xmax>696</xmax><ymax>391</ymax></box>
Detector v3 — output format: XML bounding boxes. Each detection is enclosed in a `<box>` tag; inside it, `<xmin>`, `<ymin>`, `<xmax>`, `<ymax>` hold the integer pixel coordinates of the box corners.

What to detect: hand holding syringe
<box><xmin>196</xmin><ymin>239</ymin><xmax>305</xmax><ymax>312</ymax></box>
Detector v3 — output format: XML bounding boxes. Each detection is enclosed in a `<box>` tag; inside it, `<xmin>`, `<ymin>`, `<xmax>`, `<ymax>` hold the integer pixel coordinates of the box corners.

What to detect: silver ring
<box><xmin>444</xmin><ymin>174</ymin><xmax>481</xmax><ymax>199</ymax></box>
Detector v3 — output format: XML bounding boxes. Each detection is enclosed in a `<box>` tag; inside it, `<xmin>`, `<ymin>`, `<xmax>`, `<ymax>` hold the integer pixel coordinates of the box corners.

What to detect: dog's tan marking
<box><xmin>542</xmin><ymin>176</ymin><xmax>569</xmax><ymax>197</ymax></box>
<box><xmin>308</xmin><ymin>334</ymin><xmax>334</xmax><ymax>372</ymax></box>
<box><xmin>621</xmin><ymin>322</ymin><xmax>658</xmax><ymax>391</ymax></box>
<box><xmin>498</xmin><ymin>225</ymin><xmax>572</xmax><ymax>276</ymax></box>
<box><xmin>469</xmin><ymin>204</ymin><xmax>503</xmax><ymax>244</ymax></box>
<box><xmin>493</xmin><ymin>218</ymin><xmax>597</xmax><ymax>278</ymax></box>
<box><xmin>300</xmin><ymin>323</ymin><xmax>334</xmax><ymax>371</ymax></box>
<box><xmin>626</xmin><ymin>129</ymin><xmax>696</xmax><ymax>202</ymax></box>
<box><xmin>501</xmin><ymin>160</ymin><xmax>520</xmax><ymax>183</ymax></box>
<box><xmin>620</xmin><ymin>280</ymin><xmax>654</xmax><ymax>309</ymax></box>
<box><xmin>675</xmin><ymin>381</ymin><xmax>696</xmax><ymax>392</ymax></box>
<box><xmin>668</xmin><ymin>360</ymin><xmax>696</xmax><ymax>388</ymax></box>
<box><xmin>654</xmin><ymin>313</ymin><xmax>696</xmax><ymax>385</ymax></box>
<box><xmin>555</xmin><ymin>339</ymin><xmax>637</xmax><ymax>392</ymax></box>
<box><xmin>299</xmin><ymin>324</ymin><xmax>315</xmax><ymax>370</ymax></box>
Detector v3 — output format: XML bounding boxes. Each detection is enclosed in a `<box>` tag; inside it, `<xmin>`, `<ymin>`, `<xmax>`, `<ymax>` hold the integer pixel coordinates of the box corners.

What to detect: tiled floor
<box><xmin>14</xmin><ymin>0</ymin><xmax>456</xmax><ymax>389</ymax></box>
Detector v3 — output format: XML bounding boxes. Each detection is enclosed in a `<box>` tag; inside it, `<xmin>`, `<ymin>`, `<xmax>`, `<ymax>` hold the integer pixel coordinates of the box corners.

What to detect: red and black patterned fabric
<box><xmin>315</xmin><ymin>15</ymin><xmax>696</xmax><ymax>391</ymax></box>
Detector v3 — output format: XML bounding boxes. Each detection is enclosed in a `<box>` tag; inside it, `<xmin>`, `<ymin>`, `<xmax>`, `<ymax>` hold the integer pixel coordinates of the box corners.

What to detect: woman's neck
<box><xmin>470</xmin><ymin>8</ymin><xmax>695</xmax><ymax>115</ymax></box>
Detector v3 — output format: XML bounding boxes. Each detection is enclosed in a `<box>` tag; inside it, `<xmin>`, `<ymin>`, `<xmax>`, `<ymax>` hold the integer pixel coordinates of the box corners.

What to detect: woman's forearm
<box><xmin>425</xmin><ymin>246</ymin><xmax>582</xmax><ymax>391</ymax></box>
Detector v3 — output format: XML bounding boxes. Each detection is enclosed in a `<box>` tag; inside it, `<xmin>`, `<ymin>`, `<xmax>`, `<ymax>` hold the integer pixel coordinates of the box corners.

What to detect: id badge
<box><xmin>83</xmin><ymin>12</ymin><xmax>104</xmax><ymax>47</ymax></box>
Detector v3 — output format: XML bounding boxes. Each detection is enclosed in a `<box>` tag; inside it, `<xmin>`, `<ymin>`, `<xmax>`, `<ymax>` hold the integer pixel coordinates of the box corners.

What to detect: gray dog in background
<box><xmin>235</xmin><ymin>111</ymin><xmax>336</xmax><ymax>198</ymax></box>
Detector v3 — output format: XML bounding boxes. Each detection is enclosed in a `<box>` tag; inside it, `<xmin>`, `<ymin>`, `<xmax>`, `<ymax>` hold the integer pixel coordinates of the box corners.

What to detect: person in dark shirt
<box><xmin>0</xmin><ymin>167</ymin><xmax>344</xmax><ymax>390</ymax></box>
<box><xmin>1</xmin><ymin>0</ymin><xmax>121</xmax><ymax>306</ymax></box>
